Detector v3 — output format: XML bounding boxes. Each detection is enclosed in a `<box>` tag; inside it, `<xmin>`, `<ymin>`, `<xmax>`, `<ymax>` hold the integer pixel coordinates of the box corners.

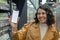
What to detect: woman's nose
<box><xmin>40</xmin><ymin>14</ymin><xmax>43</xmax><ymax>17</ymax></box>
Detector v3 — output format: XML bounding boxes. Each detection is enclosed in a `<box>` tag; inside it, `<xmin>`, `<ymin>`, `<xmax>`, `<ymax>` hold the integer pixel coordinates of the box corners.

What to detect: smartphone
<box><xmin>11</xmin><ymin>10</ymin><xmax>19</xmax><ymax>23</ymax></box>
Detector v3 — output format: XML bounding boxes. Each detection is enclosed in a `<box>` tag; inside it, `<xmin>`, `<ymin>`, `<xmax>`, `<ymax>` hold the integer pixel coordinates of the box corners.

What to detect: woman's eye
<box><xmin>42</xmin><ymin>12</ymin><xmax>45</xmax><ymax>15</ymax></box>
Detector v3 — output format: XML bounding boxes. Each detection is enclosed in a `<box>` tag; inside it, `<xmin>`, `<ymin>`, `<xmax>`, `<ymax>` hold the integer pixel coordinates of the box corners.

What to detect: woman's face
<box><xmin>37</xmin><ymin>8</ymin><xmax>47</xmax><ymax>24</ymax></box>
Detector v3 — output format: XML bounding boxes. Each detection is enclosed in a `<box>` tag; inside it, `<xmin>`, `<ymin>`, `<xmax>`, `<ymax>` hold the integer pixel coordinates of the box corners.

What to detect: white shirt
<box><xmin>39</xmin><ymin>23</ymin><xmax>48</xmax><ymax>40</ymax></box>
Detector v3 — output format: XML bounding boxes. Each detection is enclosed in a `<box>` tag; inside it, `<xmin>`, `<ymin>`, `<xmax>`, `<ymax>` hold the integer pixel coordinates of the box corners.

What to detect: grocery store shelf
<box><xmin>0</xmin><ymin>3</ymin><xmax>10</xmax><ymax>13</ymax></box>
<box><xmin>0</xmin><ymin>9</ymin><xmax>10</xmax><ymax>13</ymax></box>
<box><xmin>0</xmin><ymin>33</ymin><xmax>10</xmax><ymax>40</ymax></box>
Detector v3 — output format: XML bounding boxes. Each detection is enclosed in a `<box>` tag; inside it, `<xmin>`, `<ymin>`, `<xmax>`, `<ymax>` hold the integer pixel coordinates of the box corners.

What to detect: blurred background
<box><xmin>0</xmin><ymin>0</ymin><xmax>60</xmax><ymax>40</ymax></box>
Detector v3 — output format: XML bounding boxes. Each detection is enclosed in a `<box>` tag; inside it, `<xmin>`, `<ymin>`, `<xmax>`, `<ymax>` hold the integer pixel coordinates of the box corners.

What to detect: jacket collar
<box><xmin>31</xmin><ymin>22</ymin><xmax>56</xmax><ymax>40</ymax></box>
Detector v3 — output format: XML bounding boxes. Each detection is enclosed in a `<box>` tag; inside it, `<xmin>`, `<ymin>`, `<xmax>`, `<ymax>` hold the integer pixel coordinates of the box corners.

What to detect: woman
<box><xmin>11</xmin><ymin>4</ymin><xmax>58</xmax><ymax>40</ymax></box>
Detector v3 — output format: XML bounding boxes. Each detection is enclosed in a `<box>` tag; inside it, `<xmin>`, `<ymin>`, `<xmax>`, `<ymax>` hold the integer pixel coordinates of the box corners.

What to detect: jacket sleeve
<box><xmin>52</xmin><ymin>24</ymin><xmax>59</xmax><ymax>40</ymax></box>
<box><xmin>12</xmin><ymin>22</ymin><xmax>31</xmax><ymax>40</ymax></box>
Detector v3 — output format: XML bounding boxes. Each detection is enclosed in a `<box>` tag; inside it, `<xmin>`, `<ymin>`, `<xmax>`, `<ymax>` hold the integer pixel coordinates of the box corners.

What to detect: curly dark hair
<box><xmin>34</xmin><ymin>4</ymin><xmax>55</xmax><ymax>26</ymax></box>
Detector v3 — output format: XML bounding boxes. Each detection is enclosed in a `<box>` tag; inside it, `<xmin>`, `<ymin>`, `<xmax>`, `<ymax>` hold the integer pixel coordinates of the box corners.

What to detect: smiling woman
<box><xmin>11</xmin><ymin>4</ymin><xmax>59</xmax><ymax>40</ymax></box>
<box><xmin>34</xmin><ymin>4</ymin><xmax>55</xmax><ymax>26</ymax></box>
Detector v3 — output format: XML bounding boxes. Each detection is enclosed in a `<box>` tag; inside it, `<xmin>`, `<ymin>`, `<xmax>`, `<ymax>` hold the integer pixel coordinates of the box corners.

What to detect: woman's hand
<box><xmin>8</xmin><ymin>16</ymin><xmax>20</xmax><ymax>36</ymax></box>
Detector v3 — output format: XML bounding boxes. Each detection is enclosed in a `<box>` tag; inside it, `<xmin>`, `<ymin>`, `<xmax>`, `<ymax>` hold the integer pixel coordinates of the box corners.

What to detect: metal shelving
<box><xmin>0</xmin><ymin>0</ymin><xmax>11</xmax><ymax>40</ymax></box>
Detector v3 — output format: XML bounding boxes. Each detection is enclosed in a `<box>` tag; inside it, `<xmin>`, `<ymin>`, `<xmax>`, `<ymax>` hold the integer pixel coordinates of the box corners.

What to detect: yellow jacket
<box><xmin>12</xmin><ymin>22</ymin><xmax>59</xmax><ymax>40</ymax></box>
